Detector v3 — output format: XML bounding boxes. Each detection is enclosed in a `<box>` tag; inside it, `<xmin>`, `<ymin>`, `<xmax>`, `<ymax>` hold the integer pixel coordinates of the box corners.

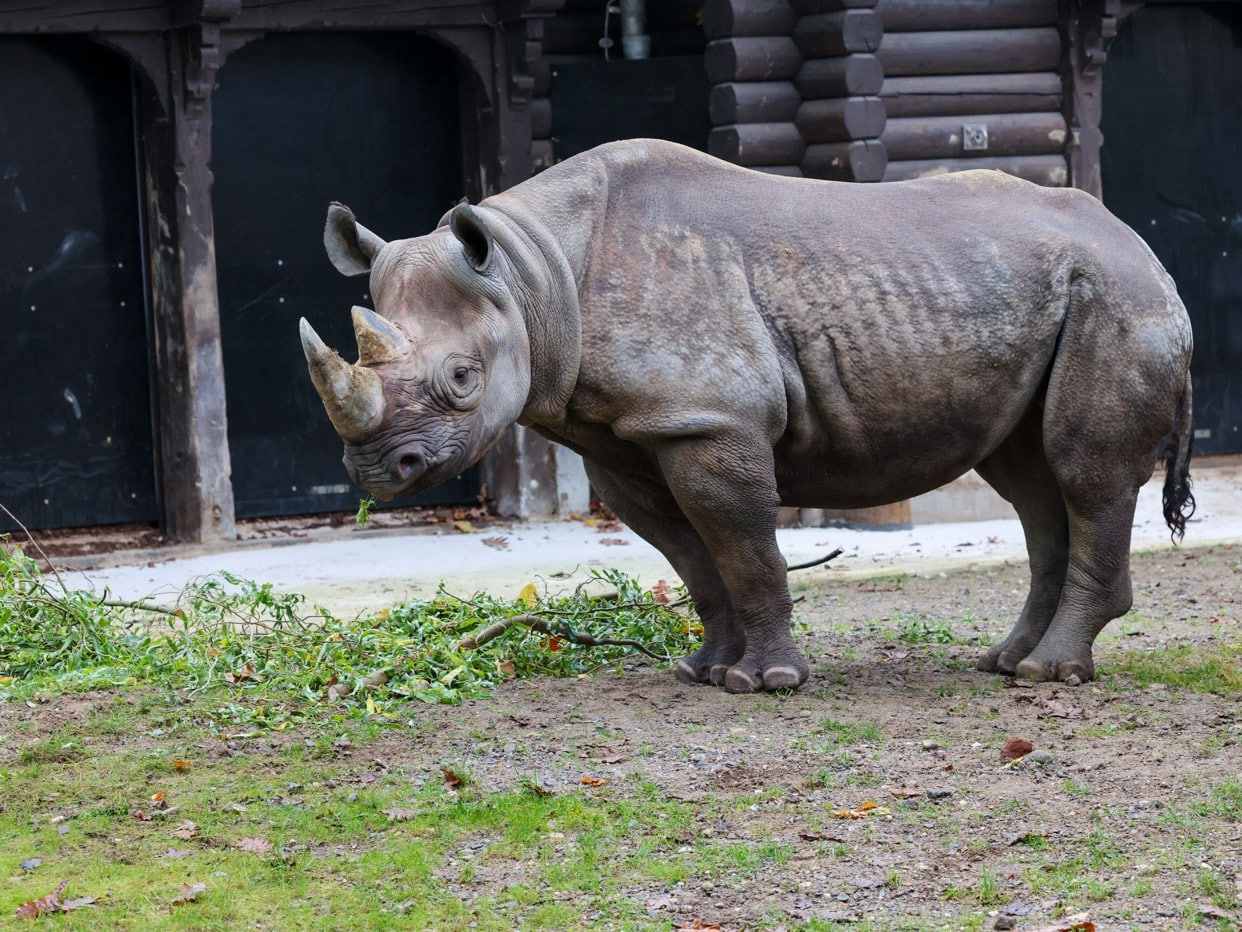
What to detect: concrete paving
<box><xmin>59</xmin><ymin>459</ymin><xmax>1242</xmax><ymax>617</ymax></box>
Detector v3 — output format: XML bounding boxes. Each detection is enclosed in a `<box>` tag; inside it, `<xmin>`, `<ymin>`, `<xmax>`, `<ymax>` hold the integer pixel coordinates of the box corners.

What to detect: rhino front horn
<box><xmin>351</xmin><ymin>306</ymin><xmax>412</xmax><ymax>366</ymax></box>
<box><xmin>299</xmin><ymin>317</ymin><xmax>385</xmax><ymax>442</ymax></box>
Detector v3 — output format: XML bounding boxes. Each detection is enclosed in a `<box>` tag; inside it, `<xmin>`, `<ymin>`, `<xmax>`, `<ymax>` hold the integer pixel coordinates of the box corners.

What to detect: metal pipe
<box><xmin>619</xmin><ymin>0</ymin><xmax>650</xmax><ymax>60</ymax></box>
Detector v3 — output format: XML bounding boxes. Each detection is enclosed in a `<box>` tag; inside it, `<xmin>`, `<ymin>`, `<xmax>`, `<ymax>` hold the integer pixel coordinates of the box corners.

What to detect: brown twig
<box><xmin>459</xmin><ymin>613</ymin><xmax>665</xmax><ymax>660</ymax></box>
<box><xmin>0</xmin><ymin>500</ymin><xmax>71</xmax><ymax>594</ymax></box>
<box><xmin>787</xmin><ymin>547</ymin><xmax>844</xmax><ymax>572</ymax></box>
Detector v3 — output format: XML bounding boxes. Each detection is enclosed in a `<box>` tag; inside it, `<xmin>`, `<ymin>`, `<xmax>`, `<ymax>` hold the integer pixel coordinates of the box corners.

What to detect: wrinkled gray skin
<box><xmin>301</xmin><ymin>139</ymin><xmax>1195</xmax><ymax>693</ymax></box>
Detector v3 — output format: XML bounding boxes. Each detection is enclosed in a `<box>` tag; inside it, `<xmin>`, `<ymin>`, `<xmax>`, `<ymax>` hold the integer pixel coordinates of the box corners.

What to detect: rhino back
<box><xmin>498</xmin><ymin>141</ymin><xmax>1183</xmax><ymax>504</ymax></box>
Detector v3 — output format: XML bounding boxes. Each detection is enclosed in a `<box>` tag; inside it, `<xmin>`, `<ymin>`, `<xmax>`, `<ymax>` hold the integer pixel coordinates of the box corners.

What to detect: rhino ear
<box><xmin>324</xmin><ymin>202</ymin><xmax>387</xmax><ymax>277</ymax></box>
<box><xmin>448</xmin><ymin>203</ymin><xmax>493</xmax><ymax>272</ymax></box>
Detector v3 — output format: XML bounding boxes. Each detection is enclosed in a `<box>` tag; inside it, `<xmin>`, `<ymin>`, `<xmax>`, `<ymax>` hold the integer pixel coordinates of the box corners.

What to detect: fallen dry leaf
<box><xmin>599</xmin><ymin>537</ymin><xmax>629</xmax><ymax>546</ymax></box>
<box><xmin>1025</xmin><ymin>912</ymin><xmax>1093</xmax><ymax>932</ymax></box>
<box><xmin>676</xmin><ymin>920</ymin><xmax>723</xmax><ymax>931</ymax></box>
<box><xmin>797</xmin><ymin>831</ymin><xmax>846</xmax><ymax>842</ymax></box>
<box><xmin>521</xmin><ymin>778</ymin><xmax>554</xmax><ymax>798</ymax></box>
<box><xmin>223</xmin><ymin>662</ymin><xmax>256</xmax><ymax>685</ymax></box>
<box><xmin>1000</xmin><ymin>736</ymin><xmax>1034</xmax><ymax>761</ymax></box>
<box><xmin>382</xmin><ymin>808</ymin><xmax>418</xmax><ymax>822</ymax></box>
<box><xmin>170</xmin><ymin>882</ymin><xmax>207</xmax><ymax>907</ymax></box>
<box><xmin>497</xmin><ymin>659</ymin><xmax>517</xmax><ymax>678</ymax></box>
<box><xmin>481</xmin><ymin>536</ymin><xmax>509</xmax><ymax>550</ymax></box>
<box><xmin>236</xmin><ymin>837</ymin><xmax>272</xmax><ymax>854</ymax></box>
<box><xmin>651</xmin><ymin>580</ymin><xmax>672</xmax><ymax>604</ymax></box>
<box><xmin>441</xmin><ymin>768</ymin><xmax>467</xmax><ymax>790</ymax></box>
<box><xmin>171</xmin><ymin>820</ymin><xmax>199</xmax><ymax>840</ymax></box>
<box><xmin>452</xmin><ymin>519</ymin><xmax>479</xmax><ymax>534</ymax></box>
<box><xmin>579</xmin><ymin>775</ymin><xmax>608</xmax><ymax>787</ymax></box>
<box><xmin>171</xmin><ymin>759</ymin><xmax>192</xmax><ymax>771</ymax></box>
<box><xmin>889</xmin><ymin>788</ymin><xmax>923</xmax><ymax>799</ymax></box>
<box><xmin>14</xmin><ymin>881</ymin><xmax>97</xmax><ymax>918</ymax></box>
<box><xmin>832</xmin><ymin>800</ymin><xmax>889</xmax><ymax>820</ymax></box>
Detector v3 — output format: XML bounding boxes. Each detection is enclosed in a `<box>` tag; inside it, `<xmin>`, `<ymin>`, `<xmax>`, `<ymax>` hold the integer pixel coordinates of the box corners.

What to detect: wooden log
<box><xmin>531</xmin><ymin>140</ymin><xmax>555</xmax><ymax>172</ymax></box>
<box><xmin>883</xmin><ymin>154</ymin><xmax>1068</xmax><ymax>186</ymax></box>
<box><xmin>710</xmin><ymin>81</ymin><xmax>801</xmax><ymax>124</ymax></box>
<box><xmin>792</xmin><ymin>0</ymin><xmax>876</xmax><ymax>13</ymax></box>
<box><xmin>876</xmin><ymin>0</ymin><xmax>1058</xmax><ymax>32</ymax></box>
<box><xmin>883</xmin><ymin>112</ymin><xmax>1066</xmax><ymax>161</ymax></box>
<box><xmin>802</xmin><ymin>138</ymin><xmax>887</xmax><ymax>181</ymax></box>
<box><xmin>796</xmin><ymin>96</ymin><xmax>885</xmax><ymax>143</ymax></box>
<box><xmin>755</xmin><ymin>165</ymin><xmax>805</xmax><ymax>177</ymax></box>
<box><xmin>793</xmin><ymin>9</ymin><xmax>882</xmax><ymax>57</ymax></box>
<box><xmin>709</xmin><ymin>122</ymin><xmax>807</xmax><ymax>166</ymax></box>
<box><xmin>795</xmin><ymin>53</ymin><xmax>882</xmax><ymax>98</ymax></box>
<box><xmin>530</xmin><ymin>98</ymin><xmax>553</xmax><ymax>138</ymax></box>
<box><xmin>881</xmin><ymin>72</ymin><xmax>1061</xmax><ymax>118</ymax></box>
<box><xmin>703</xmin><ymin>0</ymin><xmax>798</xmax><ymax>39</ymax></box>
<box><xmin>877</xmin><ymin>28</ymin><xmax>1062</xmax><ymax>77</ymax></box>
<box><xmin>705</xmin><ymin>36</ymin><xmax>802</xmax><ymax>82</ymax></box>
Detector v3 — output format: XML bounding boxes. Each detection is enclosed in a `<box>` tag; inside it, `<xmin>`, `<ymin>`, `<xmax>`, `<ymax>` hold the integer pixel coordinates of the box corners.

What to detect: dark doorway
<box><xmin>1101</xmin><ymin>4</ymin><xmax>1242</xmax><ymax>454</ymax></box>
<box><xmin>212</xmin><ymin>32</ymin><xmax>477</xmax><ymax>518</ymax></box>
<box><xmin>0</xmin><ymin>37</ymin><xmax>156</xmax><ymax>532</ymax></box>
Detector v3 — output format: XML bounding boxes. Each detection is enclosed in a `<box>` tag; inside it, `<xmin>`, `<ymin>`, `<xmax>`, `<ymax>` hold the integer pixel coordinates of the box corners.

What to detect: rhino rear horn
<box><xmin>352</xmin><ymin>306</ymin><xmax>412</xmax><ymax>366</ymax></box>
<box><xmin>325</xmin><ymin>202</ymin><xmax>388</xmax><ymax>277</ymax></box>
<box><xmin>448</xmin><ymin>203</ymin><xmax>493</xmax><ymax>271</ymax></box>
<box><xmin>299</xmin><ymin>317</ymin><xmax>385</xmax><ymax>442</ymax></box>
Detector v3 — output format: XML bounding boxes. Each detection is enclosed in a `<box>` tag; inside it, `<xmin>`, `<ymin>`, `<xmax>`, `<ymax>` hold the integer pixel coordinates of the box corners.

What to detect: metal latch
<box><xmin>962</xmin><ymin>124</ymin><xmax>989</xmax><ymax>151</ymax></box>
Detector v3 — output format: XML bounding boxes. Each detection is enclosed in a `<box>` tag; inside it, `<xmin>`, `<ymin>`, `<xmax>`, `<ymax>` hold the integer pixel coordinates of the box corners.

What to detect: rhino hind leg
<box><xmin>973</xmin><ymin>412</ymin><xmax>1070</xmax><ymax>676</ymax></box>
<box><xmin>581</xmin><ymin>462</ymin><xmax>746</xmax><ymax>685</ymax></box>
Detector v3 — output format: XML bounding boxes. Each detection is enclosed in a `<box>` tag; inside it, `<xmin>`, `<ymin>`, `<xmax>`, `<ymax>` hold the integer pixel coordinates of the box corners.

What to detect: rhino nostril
<box><xmin>396</xmin><ymin>452</ymin><xmax>422</xmax><ymax>480</ymax></box>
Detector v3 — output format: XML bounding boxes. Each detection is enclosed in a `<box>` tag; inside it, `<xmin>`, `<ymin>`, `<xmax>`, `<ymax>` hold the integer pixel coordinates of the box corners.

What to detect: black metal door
<box><xmin>1101</xmin><ymin>4</ymin><xmax>1242</xmax><ymax>454</ymax></box>
<box><xmin>212</xmin><ymin>32</ymin><xmax>475</xmax><ymax>518</ymax></box>
<box><xmin>0</xmin><ymin>38</ymin><xmax>156</xmax><ymax>532</ymax></box>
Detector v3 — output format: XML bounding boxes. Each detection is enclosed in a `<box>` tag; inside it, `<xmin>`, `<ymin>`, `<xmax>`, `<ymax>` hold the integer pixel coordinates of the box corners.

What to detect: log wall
<box><xmin>874</xmin><ymin>0</ymin><xmax>1067</xmax><ymax>184</ymax></box>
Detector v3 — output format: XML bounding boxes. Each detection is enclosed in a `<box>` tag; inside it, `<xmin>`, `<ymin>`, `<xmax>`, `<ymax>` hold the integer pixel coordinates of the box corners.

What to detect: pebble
<box><xmin>921</xmin><ymin>739</ymin><xmax>941</xmax><ymax>751</ymax></box>
<box><xmin>993</xmin><ymin>916</ymin><xmax>1017</xmax><ymax>930</ymax></box>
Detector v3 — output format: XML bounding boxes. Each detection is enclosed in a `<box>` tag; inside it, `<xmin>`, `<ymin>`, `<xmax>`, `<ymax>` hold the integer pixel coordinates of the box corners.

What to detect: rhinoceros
<box><xmin>299</xmin><ymin>139</ymin><xmax>1194</xmax><ymax>693</ymax></box>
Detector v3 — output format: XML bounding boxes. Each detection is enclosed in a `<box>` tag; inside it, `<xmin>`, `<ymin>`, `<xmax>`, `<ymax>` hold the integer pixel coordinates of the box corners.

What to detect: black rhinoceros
<box><xmin>299</xmin><ymin>139</ymin><xmax>1194</xmax><ymax>693</ymax></box>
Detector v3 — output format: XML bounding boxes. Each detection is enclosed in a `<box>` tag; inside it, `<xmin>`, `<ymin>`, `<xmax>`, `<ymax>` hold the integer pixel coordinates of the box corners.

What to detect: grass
<box><xmin>0</xmin><ymin>543</ymin><xmax>698</xmax><ymax>726</ymax></box>
<box><xmin>1105</xmin><ymin>642</ymin><xmax>1242</xmax><ymax>696</ymax></box>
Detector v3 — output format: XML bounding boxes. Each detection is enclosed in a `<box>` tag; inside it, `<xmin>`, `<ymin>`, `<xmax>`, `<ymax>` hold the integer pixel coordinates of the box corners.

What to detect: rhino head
<box><xmin>300</xmin><ymin>202</ymin><xmax>531</xmax><ymax>500</ymax></box>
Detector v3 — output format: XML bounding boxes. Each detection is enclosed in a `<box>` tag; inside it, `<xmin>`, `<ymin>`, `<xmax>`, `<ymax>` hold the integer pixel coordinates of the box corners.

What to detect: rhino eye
<box><xmin>453</xmin><ymin>367</ymin><xmax>469</xmax><ymax>385</ymax></box>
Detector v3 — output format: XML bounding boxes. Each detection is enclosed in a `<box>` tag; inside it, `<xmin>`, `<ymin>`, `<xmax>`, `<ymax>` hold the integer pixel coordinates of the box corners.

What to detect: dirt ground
<box><xmin>5</xmin><ymin>543</ymin><xmax>1239</xmax><ymax>929</ymax></box>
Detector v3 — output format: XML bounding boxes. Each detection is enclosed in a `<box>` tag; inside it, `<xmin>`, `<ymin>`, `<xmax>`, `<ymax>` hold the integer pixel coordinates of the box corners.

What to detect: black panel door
<box><xmin>212</xmin><ymin>33</ymin><xmax>475</xmax><ymax>518</ymax></box>
<box><xmin>0</xmin><ymin>38</ymin><xmax>156</xmax><ymax>532</ymax></box>
<box><xmin>1101</xmin><ymin>5</ymin><xmax>1242</xmax><ymax>454</ymax></box>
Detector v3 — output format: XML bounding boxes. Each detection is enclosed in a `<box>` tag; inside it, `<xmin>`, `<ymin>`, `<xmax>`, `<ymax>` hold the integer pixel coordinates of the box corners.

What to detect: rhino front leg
<box><xmin>655</xmin><ymin>437</ymin><xmax>808</xmax><ymax>693</ymax></box>
<box><xmin>583</xmin><ymin>462</ymin><xmax>746</xmax><ymax>685</ymax></box>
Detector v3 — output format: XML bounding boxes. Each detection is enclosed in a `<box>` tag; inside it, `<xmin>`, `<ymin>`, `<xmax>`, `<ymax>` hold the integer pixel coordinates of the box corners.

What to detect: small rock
<box><xmin>927</xmin><ymin>789</ymin><xmax>954</xmax><ymax>801</ymax></box>
<box><xmin>993</xmin><ymin>916</ymin><xmax>1017</xmax><ymax>930</ymax></box>
<box><xmin>1028</xmin><ymin>750</ymin><xmax>1054</xmax><ymax>766</ymax></box>
<box><xmin>921</xmin><ymin>739</ymin><xmax>941</xmax><ymax>751</ymax></box>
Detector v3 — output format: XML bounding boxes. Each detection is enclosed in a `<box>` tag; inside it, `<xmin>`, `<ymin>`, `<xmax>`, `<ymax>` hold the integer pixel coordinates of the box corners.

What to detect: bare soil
<box><xmin>5</xmin><ymin>544</ymin><xmax>1240</xmax><ymax>929</ymax></box>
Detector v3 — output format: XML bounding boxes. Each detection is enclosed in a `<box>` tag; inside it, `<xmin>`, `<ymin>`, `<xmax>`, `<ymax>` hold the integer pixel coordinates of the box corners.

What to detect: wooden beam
<box><xmin>883</xmin><ymin>154</ymin><xmax>1068</xmax><ymax>185</ymax></box>
<box><xmin>883</xmin><ymin>111</ymin><xmax>1066</xmax><ymax>161</ymax></box>
<box><xmin>793</xmin><ymin>9</ymin><xmax>882</xmax><ymax>57</ymax></box>
<box><xmin>881</xmin><ymin>72</ymin><xmax>1061</xmax><ymax>118</ymax></box>
<box><xmin>710</xmin><ymin>81</ymin><xmax>801</xmax><ymax>124</ymax></box>
<box><xmin>796</xmin><ymin>95</ymin><xmax>885</xmax><ymax>143</ymax></box>
<box><xmin>795</xmin><ymin>52</ymin><xmax>882</xmax><ymax>98</ymax></box>
<box><xmin>875</xmin><ymin>0</ymin><xmax>1058</xmax><ymax>32</ymax></box>
<box><xmin>139</xmin><ymin>26</ymin><xmax>236</xmax><ymax>542</ymax></box>
<box><xmin>878</xmin><ymin>28</ymin><xmax>1062</xmax><ymax>77</ymax></box>
<box><xmin>802</xmin><ymin>138</ymin><xmax>887</xmax><ymax>180</ymax></box>
<box><xmin>709</xmin><ymin>122</ymin><xmax>807</xmax><ymax>165</ymax></box>
<box><xmin>703</xmin><ymin>0</ymin><xmax>798</xmax><ymax>39</ymax></box>
<box><xmin>705</xmin><ymin>36</ymin><xmax>803</xmax><ymax>82</ymax></box>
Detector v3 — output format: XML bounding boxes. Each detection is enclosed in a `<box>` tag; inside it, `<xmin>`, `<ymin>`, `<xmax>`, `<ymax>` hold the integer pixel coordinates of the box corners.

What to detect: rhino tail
<box><xmin>1160</xmin><ymin>370</ymin><xmax>1195</xmax><ymax>542</ymax></box>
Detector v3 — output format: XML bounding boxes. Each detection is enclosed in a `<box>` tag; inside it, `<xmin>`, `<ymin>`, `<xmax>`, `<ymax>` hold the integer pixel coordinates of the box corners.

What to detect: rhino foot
<box><xmin>722</xmin><ymin>654</ymin><xmax>810</xmax><ymax>694</ymax></box>
<box><xmin>976</xmin><ymin>640</ymin><xmax>1039</xmax><ymax>676</ymax></box>
<box><xmin>675</xmin><ymin>643</ymin><xmax>745</xmax><ymax>686</ymax></box>
<box><xmin>1013</xmin><ymin>649</ymin><xmax>1094</xmax><ymax>685</ymax></box>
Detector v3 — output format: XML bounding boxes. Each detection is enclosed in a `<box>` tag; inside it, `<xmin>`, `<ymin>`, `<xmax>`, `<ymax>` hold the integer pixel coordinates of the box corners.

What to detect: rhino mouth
<box><xmin>343</xmin><ymin>439</ymin><xmax>470</xmax><ymax>501</ymax></box>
